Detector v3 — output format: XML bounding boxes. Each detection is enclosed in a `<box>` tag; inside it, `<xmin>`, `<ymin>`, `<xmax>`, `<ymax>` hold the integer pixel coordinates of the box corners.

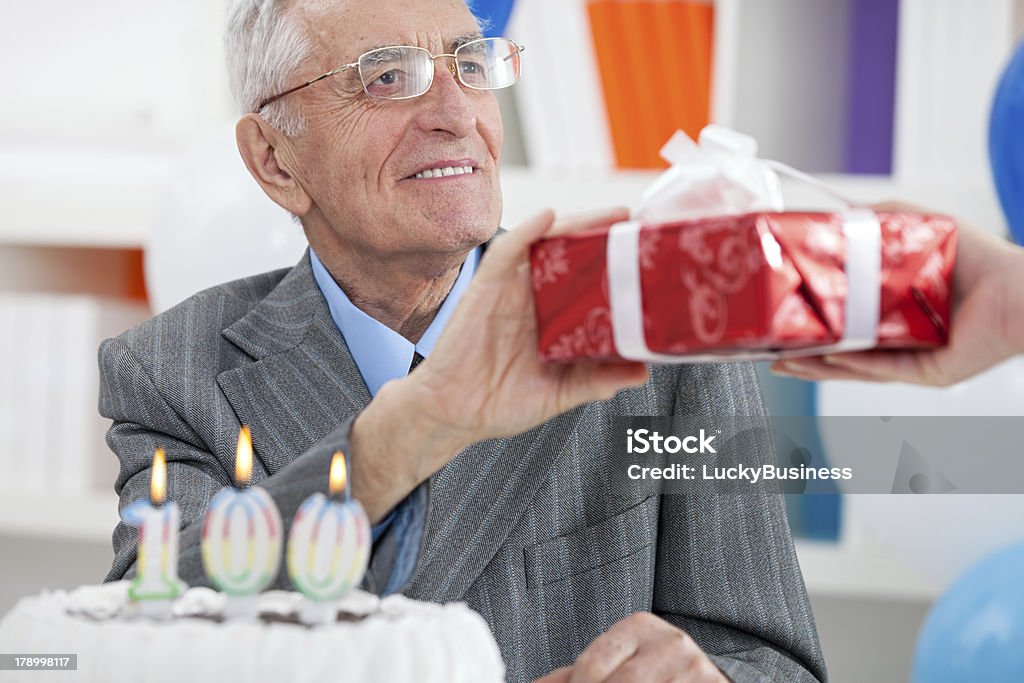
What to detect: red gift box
<box><xmin>529</xmin><ymin>211</ymin><xmax>958</xmax><ymax>362</ymax></box>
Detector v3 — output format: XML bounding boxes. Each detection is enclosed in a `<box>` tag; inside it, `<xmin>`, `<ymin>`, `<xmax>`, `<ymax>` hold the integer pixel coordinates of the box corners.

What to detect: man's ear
<box><xmin>235</xmin><ymin>114</ymin><xmax>313</xmax><ymax>217</ymax></box>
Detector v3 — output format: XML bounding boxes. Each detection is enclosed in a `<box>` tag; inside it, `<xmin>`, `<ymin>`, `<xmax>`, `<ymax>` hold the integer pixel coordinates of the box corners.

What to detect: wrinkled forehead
<box><xmin>293</xmin><ymin>0</ymin><xmax>484</xmax><ymax>66</ymax></box>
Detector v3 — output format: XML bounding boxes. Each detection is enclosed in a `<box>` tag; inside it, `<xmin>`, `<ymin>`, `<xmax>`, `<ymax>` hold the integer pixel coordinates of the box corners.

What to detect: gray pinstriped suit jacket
<box><xmin>99</xmin><ymin>250</ymin><xmax>826</xmax><ymax>683</ymax></box>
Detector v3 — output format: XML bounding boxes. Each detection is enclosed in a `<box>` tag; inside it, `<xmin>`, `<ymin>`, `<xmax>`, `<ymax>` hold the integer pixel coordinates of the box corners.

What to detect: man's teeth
<box><xmin>414</xmin><ymin>165</ymin><xmax>474</xmax><ymax>179</ymax></box>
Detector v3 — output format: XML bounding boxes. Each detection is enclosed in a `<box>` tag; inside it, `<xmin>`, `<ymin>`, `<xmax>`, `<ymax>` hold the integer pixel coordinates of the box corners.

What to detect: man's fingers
<box><xmin>475</xmin><ymin>209</ymin><xmax>556</xmax><ymax>280</ymax></box>
<box><xmin>548</xmin><ymin>206</ymin><xmax>631</xmax><ymax>237</ymax></box>
<box><xmin>534</xmin><ymin>666</ymin><xmax>573</xmax><ymax>683</ymax></box>
<box><xmin>505</xmin><ymin>208</ymin><xmax>558</xmax><ymax>251</ymax></box>
<box><xmin>602</xmin><ymin>629</ymin><xmax>723</xmax><ymax>683</ymax></box>
<box><xmin>600</xmin><ymin>656</ymin><xmax>649</xmax><ymax>683</ymax></box>
<box><xmin>561</xmin><ymin>362</ymin><xmax>650</xmax><ymax>407</ymax></box>
<box><xmin>480</xmin><ymin>206</ymin><xmax>629</xmax><ymax>281</ymax></box>
<box><xmin>566</xmin><ymin>613</ymin><xmax>721</xmax><ymax>683</ymax></box>
<box><xmin>568</xmin><ymin>629</ymin><xmax>639</xmax><ymax>683</ymax></box>
<box><xmin>588</xmin><ymin>362</ymin><xmax>650</xmax><ymax>399</ymax></box>
<box><xmin>602</xmin><ymin>639</ymin><xmax>689</xmax><ymax>683</ymax></box>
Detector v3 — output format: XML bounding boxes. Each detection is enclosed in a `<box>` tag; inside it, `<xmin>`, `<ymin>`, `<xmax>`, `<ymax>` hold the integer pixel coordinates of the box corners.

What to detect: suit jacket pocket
<box><xmin>524</xmin><ymin>496</ymin><xmax>658</xmax><ymax>589</ymax></box>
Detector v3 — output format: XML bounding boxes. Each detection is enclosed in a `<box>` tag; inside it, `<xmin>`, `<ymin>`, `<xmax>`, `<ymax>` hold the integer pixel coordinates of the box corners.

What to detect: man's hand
<box><xmin>414</xmin><ymin>207</ymin><xmax>649</xmax><ymax>443</ymax></box>
<box><xmin>534</xmin><ymin>613</ymin><xmax>728</xmax><ymax>683</ymax></box>
<box><xmin>772</xmin><ymin>202</ymin><xmax>1024</xmax><ymax>386</ymax></box>
<box><xmin>350</xmin><ymin>208</ymin><xmax>650</xmax><ymax>522</ymax></box>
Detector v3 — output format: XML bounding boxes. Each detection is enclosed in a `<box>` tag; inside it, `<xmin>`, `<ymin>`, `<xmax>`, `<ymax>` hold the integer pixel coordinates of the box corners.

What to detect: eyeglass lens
<box><xmin>358</xmin><ymin>38</ymin><xmax>521</xmax><ymax>100</ymax></box>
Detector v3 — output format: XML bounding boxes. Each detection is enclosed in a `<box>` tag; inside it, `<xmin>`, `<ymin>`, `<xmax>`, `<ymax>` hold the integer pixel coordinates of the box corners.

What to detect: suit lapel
<box><xmin>217</xmin><ymin>252</ymin><xmax>372</xmax><ymax>476</ymax></box>
<box><xmin>218</xmin><ymin>238</ymin><xmax>568</xmax><ymax>601</ymax></box>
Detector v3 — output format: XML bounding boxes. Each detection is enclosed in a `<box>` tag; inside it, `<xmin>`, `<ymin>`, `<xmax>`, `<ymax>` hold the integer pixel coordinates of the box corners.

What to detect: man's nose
<box><xmin>414</xmin><ymin>57</ymin><xmax>478</xmax><ymax>138</ymax></box>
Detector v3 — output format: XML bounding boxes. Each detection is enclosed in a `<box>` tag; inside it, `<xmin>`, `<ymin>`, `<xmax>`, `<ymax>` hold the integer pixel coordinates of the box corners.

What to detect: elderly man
<box><xmin>99</xmin><ymin>0</ymin><xmax>826</xmax><ymax>681</ymax></box>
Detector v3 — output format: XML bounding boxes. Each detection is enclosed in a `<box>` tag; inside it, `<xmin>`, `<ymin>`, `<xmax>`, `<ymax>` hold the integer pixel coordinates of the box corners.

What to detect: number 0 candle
<box><xmin>123</xmin><ymin>448</ymin><xmax>186</xmax><ymax>618</ymax></box>
<box><xmin>287</xmin><ymin>452</ymin><xmax>370</xmax><ymax>625</ymax></box>
<box><xmin>200</xmin><ymin>426</ymin><xmax>283</xmax><ymax>619</ymax></box>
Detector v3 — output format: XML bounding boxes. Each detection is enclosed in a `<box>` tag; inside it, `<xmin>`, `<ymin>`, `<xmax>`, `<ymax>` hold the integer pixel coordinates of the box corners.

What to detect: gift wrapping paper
<box><xmin>530</xmin><ymin>211</ymin><xmax>957</xmax><ymax>362</ymax></box>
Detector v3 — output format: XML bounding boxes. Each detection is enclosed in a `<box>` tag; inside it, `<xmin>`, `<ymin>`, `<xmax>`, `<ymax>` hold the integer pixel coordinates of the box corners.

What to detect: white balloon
<box><xmin>146</xmin><ymin>124</ymin><xmax>308</xmax><ymax>313</ymax></box>
<box><xmin>818</xmin><ymin>356</ymin><xmax>1024</xmax><ymax>588</ymax></box>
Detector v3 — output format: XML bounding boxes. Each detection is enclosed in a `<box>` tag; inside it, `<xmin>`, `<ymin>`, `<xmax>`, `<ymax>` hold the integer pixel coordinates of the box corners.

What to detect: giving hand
<box><xmin>773</xmin><ymin>203</ymin><xmax>1024</xmax><ymax>386</ymax></box>
<box><xmin>413</xmin><ymin>208</ymin><xmax>648</xmax><ymax>444</ymax></box>
<box><xmin>350</xmin><ymin>208</ymin><xmax>648</xmax><ymax>522</ymax></box>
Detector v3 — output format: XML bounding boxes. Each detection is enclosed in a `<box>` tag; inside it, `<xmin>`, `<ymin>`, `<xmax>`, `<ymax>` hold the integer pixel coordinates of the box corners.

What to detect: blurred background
<box><xmin>1</xmin><ymin>0</ymin><xmax>1024</xmax><ymax>680</ymax></box>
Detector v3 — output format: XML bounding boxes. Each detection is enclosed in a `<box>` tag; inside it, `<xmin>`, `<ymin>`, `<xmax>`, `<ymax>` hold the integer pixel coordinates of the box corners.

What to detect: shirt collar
<box><xmin>309</xmin><ymin>246</ymin><xmax>480</xmax><ymax>398</ymax></box>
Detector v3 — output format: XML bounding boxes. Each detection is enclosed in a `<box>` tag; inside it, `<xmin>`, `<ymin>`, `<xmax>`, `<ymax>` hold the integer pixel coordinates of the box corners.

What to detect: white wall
<box><xmin>0</xmin><ymin>0</ymin><xmax>235</xmax><ymax>152</ymax></box>
<box><xmin>729</xmin><ymin>0</ymin><xmax>852</xmax><ymax>173</ymax></box>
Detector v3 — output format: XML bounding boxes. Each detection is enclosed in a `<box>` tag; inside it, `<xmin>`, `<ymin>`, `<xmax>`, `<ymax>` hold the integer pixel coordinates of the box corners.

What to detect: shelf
<box><xmin>0</xmin><ymin>491</ymin><xmax>119</xmax><ymax>543</ymax></box>
<box><xmin>0</xmin><ymin>148</ymin><xmax>173</xmax><ymax>249</ymax></box>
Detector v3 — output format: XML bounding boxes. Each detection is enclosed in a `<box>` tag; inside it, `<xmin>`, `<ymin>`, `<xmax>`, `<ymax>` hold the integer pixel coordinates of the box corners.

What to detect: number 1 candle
<box><xmin>200</xmin><ymin>426</ymin><xmax>283</xmax><ymax>619</ymax></box>
<box><xmin>287</xmin><ymin>452</ymin><xmax>371</xmax><ymax>625</ymax></box>
<box><xmin>123</xmin><ymin>448</ymin><xmax>186</xmax><ymax>619</ymax></box>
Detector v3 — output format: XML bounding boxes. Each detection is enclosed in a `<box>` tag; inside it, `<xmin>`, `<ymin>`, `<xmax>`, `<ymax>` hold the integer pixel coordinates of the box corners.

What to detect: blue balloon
<box><xmin>989</xmin><ymin>40</ymin><xmax>1024</xmax><ymax>245</ymax></box>
<box><xmin>912</xmin><ymin>542</ymin><xmax>1024</xmax><ymax>682</ymax></box>
<box><xmin>469</xmin><ymin>0</ymin><xmax>515</xmax><ymax>37</ymax></box>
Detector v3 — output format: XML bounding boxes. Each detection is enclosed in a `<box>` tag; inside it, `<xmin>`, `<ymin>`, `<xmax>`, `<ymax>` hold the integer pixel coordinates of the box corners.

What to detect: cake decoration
<box><xmin>200</xmin><ymin>426</ymin><xmax>284</xmax><ymax>620</ymax></box>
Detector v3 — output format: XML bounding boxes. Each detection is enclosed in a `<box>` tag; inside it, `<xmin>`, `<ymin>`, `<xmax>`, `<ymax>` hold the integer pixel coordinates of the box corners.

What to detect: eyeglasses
<box><xmin>256</xmin><ymin>37</ymin><xmax>525</xmax><ymax>111</ymax></box>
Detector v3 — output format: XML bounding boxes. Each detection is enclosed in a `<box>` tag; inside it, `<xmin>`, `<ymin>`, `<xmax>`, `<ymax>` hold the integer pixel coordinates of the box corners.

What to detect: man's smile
<box><xmin>403</xmin><ymin>158</ymin><xmax>481</xmax><ymax>180</ymax></box>
<box><xmin>413</xmin><ymin>164</ymin><xmax>475</xmax><ymax>179</ymax></box>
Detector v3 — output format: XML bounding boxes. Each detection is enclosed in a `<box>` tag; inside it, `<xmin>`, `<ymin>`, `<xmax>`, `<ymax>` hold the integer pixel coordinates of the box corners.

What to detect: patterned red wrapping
<box><xmin>529</xmin><ymin>211</ymin><xmax>958</xmax><ymax>362</ymax></box>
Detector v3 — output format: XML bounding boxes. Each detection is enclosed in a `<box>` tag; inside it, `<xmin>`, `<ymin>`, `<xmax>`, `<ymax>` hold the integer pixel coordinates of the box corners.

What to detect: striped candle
<box><xmin>287</xmin><ymin>452</ymin><xmax>370</xmax><ymax>624</ymax></box>
<box><xmin>200</xmin><ymin>426</ymin><xmax>283</xmax><ymax>618</ymax></box>
<box><xmin>124</xmin><ymin>447</ymin><xmax>186</xmax><ymax>619</ymax></box>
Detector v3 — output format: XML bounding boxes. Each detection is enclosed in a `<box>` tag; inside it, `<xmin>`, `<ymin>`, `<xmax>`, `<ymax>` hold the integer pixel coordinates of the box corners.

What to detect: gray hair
<box><xmin>225</xmin><ymin>0</ymin><xmax>312</xmax><ymax>136</ymax></box>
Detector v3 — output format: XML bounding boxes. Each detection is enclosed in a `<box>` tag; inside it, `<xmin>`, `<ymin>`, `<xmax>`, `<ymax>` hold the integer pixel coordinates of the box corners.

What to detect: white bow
<box><xmin>631</xmin><ymin>125</ymin><xmax>784</xmax><ymax>225</ymax></box>
<box><xmin>607</xmin><ymin>125</ymin><xmax>880</xmax><ymax>363</ymax></box>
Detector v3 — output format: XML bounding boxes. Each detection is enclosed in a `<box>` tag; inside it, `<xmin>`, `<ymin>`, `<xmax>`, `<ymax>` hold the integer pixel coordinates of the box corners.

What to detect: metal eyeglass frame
<box><xmin>255</xmin><ymin>37</ymin><xmax>526</xmax><ymax>111</ymax></box>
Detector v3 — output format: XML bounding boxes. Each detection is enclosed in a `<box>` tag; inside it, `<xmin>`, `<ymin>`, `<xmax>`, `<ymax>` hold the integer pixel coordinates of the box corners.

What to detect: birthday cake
<box><xmin>0</xmin><ymin>581</ymin><xmax>506</xmax><ymax>682</ymax></box>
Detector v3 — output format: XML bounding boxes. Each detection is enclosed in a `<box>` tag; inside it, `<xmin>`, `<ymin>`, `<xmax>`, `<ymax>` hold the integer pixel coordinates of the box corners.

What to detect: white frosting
<box><xmin>0</xmin><ymin>583</ymin><xmax>505</xmax><ymax>682</ymax></box>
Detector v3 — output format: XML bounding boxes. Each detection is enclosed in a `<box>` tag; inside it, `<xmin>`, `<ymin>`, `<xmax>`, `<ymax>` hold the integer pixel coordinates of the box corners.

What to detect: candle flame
<box><xmin>151</xmin><ymin>448</ymin><xmax>167</xmax><ymax>505</ymax></box>
<box><xmin>235</xmin><ymin>426</ymin><xmax>253</xmax><ymax>487</ymax></box>
<box><xmin>329</xmin><ymin>452</ymin><xmax>347</xmax><ymax>497</ymax></box>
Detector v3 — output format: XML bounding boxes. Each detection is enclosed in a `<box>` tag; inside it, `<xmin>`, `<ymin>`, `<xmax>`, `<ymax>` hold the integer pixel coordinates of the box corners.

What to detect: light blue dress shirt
<box><xmin>308</xmin><ymin>246</ymin><xmax>480</xmax><ymax>594</ymax></box>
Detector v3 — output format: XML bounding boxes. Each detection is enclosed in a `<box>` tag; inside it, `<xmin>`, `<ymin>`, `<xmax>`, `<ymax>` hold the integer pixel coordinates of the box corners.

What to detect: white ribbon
<box><xmin>813</xmin><ymin>208</ymin><xmax>882</xmax><ymax>354</ymax></box>
<box><xmin>607</xmin><ymin>220</ymin><xmax>681</xmax><ymax>363</ymax></box>
<box><xmin>606</xmin><ymin>126</ymin><xmax>881</xmax><ymax>363</ymax></box>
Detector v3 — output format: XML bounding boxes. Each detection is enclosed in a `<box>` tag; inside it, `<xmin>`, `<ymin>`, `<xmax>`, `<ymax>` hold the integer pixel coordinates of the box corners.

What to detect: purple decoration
<box><xmin>844</xmin><ymin>0</ymin><xmax>898</xmax><ymax>174</ymax></box>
